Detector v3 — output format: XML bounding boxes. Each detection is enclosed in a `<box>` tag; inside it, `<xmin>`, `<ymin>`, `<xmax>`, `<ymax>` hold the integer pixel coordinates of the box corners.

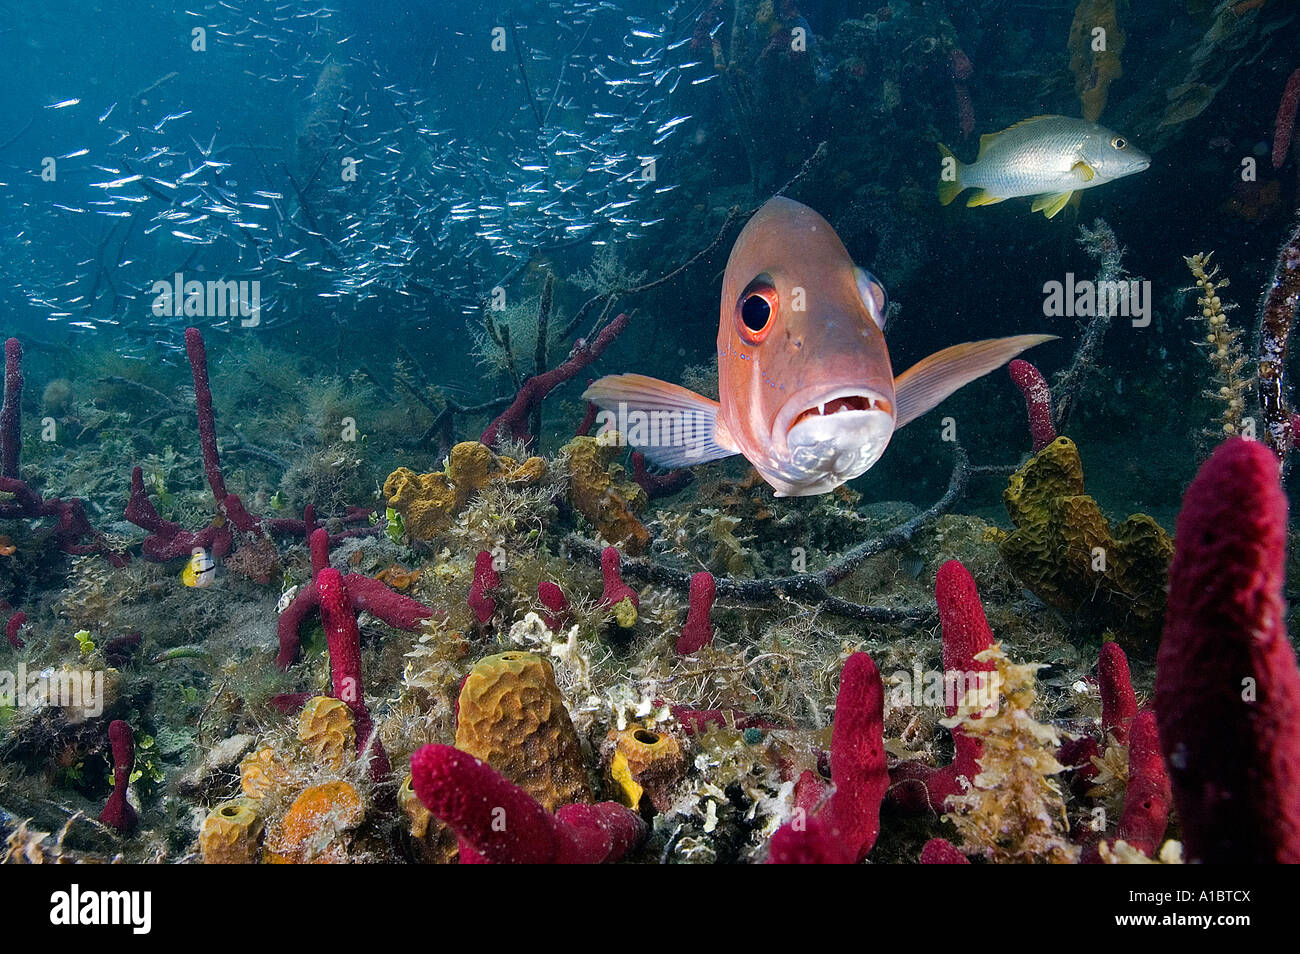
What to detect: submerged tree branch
<box><xmin>563</xmin><ymin>445</ymin><xmax>970</xmax><ymax>623</ymax></box>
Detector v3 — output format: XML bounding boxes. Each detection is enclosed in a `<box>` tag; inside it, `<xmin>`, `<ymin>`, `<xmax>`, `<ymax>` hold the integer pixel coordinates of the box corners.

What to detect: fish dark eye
<box><xmin>1112</xmin><ymin>137</ymin><xmax>1126</xmax><ymax>149</ymax></box>
<box><xmin>737</xmin><ymin>279</ymin><xmax>777</xmax><ymax>342</ymax></box>
<box><xmin>742</xmin><ymin>294</ymin><xmax>770</xmax><ymax>330</ymax></box>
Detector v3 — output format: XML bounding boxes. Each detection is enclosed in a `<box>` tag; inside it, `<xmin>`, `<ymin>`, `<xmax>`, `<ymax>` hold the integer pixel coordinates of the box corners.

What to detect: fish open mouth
<box><xmin>788</xmin><ymin>394</ymin><xmax>893</xmax><ymax>432</ymax></box>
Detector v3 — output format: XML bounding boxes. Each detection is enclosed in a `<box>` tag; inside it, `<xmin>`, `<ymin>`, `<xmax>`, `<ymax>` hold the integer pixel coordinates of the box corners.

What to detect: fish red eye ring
<box><xmin>737</xmin><ymin>283</ymin><xmax>778</xmax><ymax>343</ymax></box>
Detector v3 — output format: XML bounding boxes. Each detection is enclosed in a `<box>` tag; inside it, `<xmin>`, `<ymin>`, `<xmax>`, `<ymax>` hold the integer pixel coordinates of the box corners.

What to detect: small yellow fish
<box><xmin>181</xmin><ymin>547</ymin><xmax>216</xmax><ymax>588</ymax></box>
<box><xmin>938</xmin><ymin>115</ymin><xmax>1150</xmax><ymax>219</ymax></box>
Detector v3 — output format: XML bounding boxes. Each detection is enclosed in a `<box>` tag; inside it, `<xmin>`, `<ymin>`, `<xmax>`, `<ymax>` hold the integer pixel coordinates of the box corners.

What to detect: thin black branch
<box><xmin>563</xmin><ymin>445</ymin><xmax>970</xmax><ymax>623</ymax></box>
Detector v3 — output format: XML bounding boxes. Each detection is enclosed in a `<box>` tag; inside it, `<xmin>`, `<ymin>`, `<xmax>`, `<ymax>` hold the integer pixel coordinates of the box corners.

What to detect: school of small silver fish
<box><xmin>0</xmin><ymin>0</ymin><xmax>713</xmax><ymax>351</ymax></box>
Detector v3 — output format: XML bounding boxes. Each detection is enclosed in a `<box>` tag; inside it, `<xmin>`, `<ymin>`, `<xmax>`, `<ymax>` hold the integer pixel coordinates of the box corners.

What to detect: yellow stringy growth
<box><xmin>1185</xmin><ymin>252</ymin><xmax>1252</xmax><ymax>441</ymax></box>
<box><xmin>943</xmin><ymin>643</ymin><xmax>1080</xmax><ymax>864</ymax></box>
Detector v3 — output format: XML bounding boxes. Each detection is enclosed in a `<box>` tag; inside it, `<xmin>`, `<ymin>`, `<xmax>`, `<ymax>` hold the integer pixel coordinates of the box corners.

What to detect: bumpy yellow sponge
<box><xmin>455</xmin><ymin>651</ymin><xmax>592</xmax><ymax>811</ymax></box>
<box><xmin>561</xmin><ymin>436</ymin><xmax>649</xmax><ymax>555</ymax></box>
<box><xmin>297</xmin><ymin>696</ymin><xmax>356</xmax><ymax>769</ymax></box>
<box><xmin>199</xmin><ymin>797</ymin><xmax>264</xmax><ymax>864</ymax></box>
<box><xmin>384</xmin><ymin>442</ymin><xmax>547</xmax><ymax>540</ymax></box>
<box><xmin>1000</xmin><ymin>437</ymin><xmax>1172</xmax><ymax>642</ymax></box>
<box><xmin>239</xmin><ymin>744</ymin><xmax>289</xmax><ymax>800</ymax></box>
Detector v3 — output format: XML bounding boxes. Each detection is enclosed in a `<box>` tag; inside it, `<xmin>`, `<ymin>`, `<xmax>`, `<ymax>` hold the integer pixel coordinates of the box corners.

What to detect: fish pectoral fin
<box><xmin>893</xmin><ymin>334</ymin><xmax>1058</xmax><ymax>429</ymax></box>
<box><xmin>581</xmin><ymin>373</ymin><xmax>738</xmax><ymax>468</ymax></box>
<box><xmin>1070</xmin><ymin>161</ymin><xmax>1096</xmax><ymax>182</ymax></box>
<box><xmin>966</xmin><ymin>189</ymin><xmax>1005</xmax><ymax>207</ymax></box>
<box><xmin>1031</xmin><ymin>191</ymin><xmax>1074</xmax><ymax>219</ymax></box>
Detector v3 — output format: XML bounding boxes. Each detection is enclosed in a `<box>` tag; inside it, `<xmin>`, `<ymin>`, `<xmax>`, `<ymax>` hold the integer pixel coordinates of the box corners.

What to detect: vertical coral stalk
<box><xmin>318</xmin><ymin>567</ymin><xmax>390</xmax><ymax>780</ymax></box>
<box><xmin>184</xmin><ymin>327</ymin><xmax>261</xmax><ymax>534</ymax></box>
<box><xmin>1</xmin><ymin>338</ymin><xmax>21</xmax><ymax>479</ymax></box>
<box><xmin>99</xmin><ymin>720</ymin><xmax>137</xmax><ymax>833</ymax></box>
<box><xmin>1098</xmin><ymin>642</ymin><xmax>1137</xmax><ymax>744</ymax></box>
<box><xmin>675</xmin><ymin>571</ymin><xmax>715</xmax><ymax>654</ymax></box>
<box><xmin>1156</xmin><ymin>437</ymin><xmax>1300</xmax><ymax>862</ymax></box>
<box><xmin>1115</xmin><ymin>710</ymin><xmax>1170</xmax><ymax>858</ymax></box>
<box><xmin>1008</xmin><ymin>359</ymin><xmax>1056</xmax><ymax>451</ymax></box>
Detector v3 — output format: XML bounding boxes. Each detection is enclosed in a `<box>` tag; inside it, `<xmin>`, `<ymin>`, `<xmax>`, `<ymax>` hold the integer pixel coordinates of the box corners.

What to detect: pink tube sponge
<box><xmin>410</xmin><ymin>744</ymin><xmax>644</xmax><ymax>864</ymax></box>
<box><xmin>99</xmin><ymin>720</ymin><xmax>137</xmax><ymax>833</ymax></box>
<box><xmin>1098</xmin><ymin>642</ymin><xmax>1137</xmax><ymax>743</ymax></box>
<box><xmin>675</xmin><ymin>571</ymin><xmax>716</xmax><ymax>654</ymax></box>
<box><xmin>1008</xmin><ymin>359</ymin><xmax>1056</xmax><ymax>451</ymax></box>
<box><xmin>598</xmin><ymin>546</ymin><xmax>638</xmax><ymax>611</ymax></box>
<box><xmin>468</xmin><ymin>550</ymin><xmax>499</xmax><ymax>624</ymax></box>
<box><xmin>1156</xmin><ymin>437</ymin><xmax>1300</xmax><ymax>862</ymax></box>
<box><xmin>768</xmin><ymin>652</ymin><xmax>888</xmax><ymax>863</ymax></box>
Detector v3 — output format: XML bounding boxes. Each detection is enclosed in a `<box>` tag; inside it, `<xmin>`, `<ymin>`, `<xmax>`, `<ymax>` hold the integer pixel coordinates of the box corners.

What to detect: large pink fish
<box><xmin>584</xmin><ymin>197</ymin><xmax>1054</xmax><ymax>496</ymax></box>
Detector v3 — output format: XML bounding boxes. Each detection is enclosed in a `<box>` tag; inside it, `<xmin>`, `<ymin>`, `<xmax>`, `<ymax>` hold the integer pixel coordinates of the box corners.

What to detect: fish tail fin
<box><xmin>937</xmin><ymin>143</ymin><xmax>964</xmax><ymax>206</ymax></box>
<box><xmin>893</xmin><ymin>334</ymin><xmax>1058</xmax><ymax>428</ymax></box>
<box><xmin>582</xmin><ymin>374</ymin><xmax>738</xmax><ymax>468</ymax></box>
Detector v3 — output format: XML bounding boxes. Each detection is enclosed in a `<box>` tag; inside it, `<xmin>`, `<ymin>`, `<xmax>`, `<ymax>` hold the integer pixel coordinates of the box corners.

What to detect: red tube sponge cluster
<box><xmin>317</xmin><ymin>566</ymin><xmax>390</xmax><ymax>780</ymax></box>
<box><xmin>1156</xmin><ymin>437</ymin><xmax>1300</xmax><ymax>863</ymax></box>
<box><xmin>1115</xmin><ymin>710</ymin><xmax>1170</xmax><ymax>858</ymax></box>
<box><xmin>277</xmin><ymin>528</ymin><xmax>433</xmax><ymax>668</ymax></box>
<box><xmin>1</xmin><ymin>338</ymin><xmax>129</xmax><ymax>567</ymax></box>
<box><xmin>409</xmin><ymin>744</ymin><xmax>644</xmax><ymax>863</ymax></box>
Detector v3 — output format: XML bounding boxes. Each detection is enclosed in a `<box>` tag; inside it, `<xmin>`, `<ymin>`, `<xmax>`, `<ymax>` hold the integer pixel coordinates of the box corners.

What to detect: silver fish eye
<box><xmin>1112</xmin><ymin>136</ymin><xmax>1126</xmax><ymax>150</ymax></box>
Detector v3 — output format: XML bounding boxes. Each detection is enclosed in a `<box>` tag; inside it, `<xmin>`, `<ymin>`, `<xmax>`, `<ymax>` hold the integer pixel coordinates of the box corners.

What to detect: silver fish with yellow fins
<box><xmin>938</xmin><ymin>115</ymin><xmax>1150</xmax><ymax>219</ymax></box>
<box><xmin>583</xmin><ymin>197</ymin><xmax>1055</xmax><ymax>497</ymax></box>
